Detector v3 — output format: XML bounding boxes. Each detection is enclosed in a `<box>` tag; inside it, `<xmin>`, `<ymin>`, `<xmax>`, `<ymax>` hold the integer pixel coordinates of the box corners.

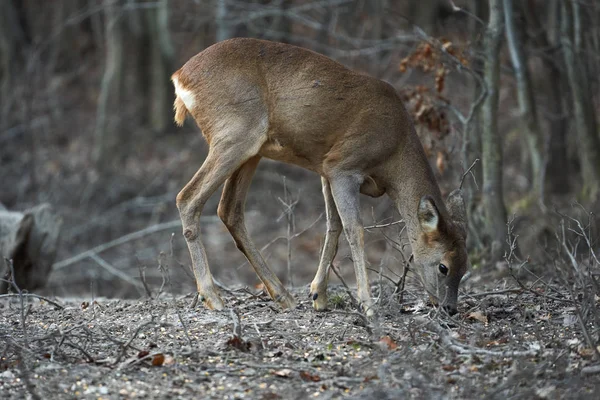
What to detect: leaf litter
<box><xmin>1</xmin><ymin>283</ymin><xmax>599</xmax><ymax>399</ymax></box>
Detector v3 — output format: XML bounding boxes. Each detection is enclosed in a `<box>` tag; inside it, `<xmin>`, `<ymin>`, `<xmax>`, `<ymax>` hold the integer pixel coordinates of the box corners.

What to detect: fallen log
<box><xmin>0</xmin><ymin>203</ymin><xmax>62</xmax><ymax>293</ymax></box>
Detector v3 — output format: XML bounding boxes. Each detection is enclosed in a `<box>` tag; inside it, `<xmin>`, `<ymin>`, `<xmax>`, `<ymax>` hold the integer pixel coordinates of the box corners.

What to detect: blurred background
<box><xmin>1</xmin><ymin>0</ymin><xmax>598</xmax><ymax>299</ymax></box>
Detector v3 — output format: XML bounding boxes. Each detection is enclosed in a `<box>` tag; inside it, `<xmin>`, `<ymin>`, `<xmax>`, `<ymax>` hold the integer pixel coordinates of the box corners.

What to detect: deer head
<box><xmin>414</xmin><ymin>189</ymin><xmax>468</xmax><ymax>314</ymax></box>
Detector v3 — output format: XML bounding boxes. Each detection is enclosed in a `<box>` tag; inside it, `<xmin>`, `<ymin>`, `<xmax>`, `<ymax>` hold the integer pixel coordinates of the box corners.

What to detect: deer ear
<box><xmin>446</xmin><ymin>189</ymin><xmax>467</xmax><ymax>238</ymax></box>
<box><xmin>418</xmin><ymin>195</ymin><xmax>440</xmax><ymax>234</ymax></box>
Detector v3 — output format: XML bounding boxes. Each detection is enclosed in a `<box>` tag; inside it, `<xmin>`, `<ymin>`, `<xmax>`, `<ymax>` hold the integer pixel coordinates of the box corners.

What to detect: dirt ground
<box><xmin>2</xmin><ymin>274</ymin><xmax>600</xmax><ymax>400</ymax></box>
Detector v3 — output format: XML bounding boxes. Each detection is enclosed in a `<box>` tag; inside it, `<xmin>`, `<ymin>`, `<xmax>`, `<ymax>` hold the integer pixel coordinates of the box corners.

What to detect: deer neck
<box><xmin>386</xmin><ymin>144</ymin><xmax>449</xmax><ymax>248</ymax></box>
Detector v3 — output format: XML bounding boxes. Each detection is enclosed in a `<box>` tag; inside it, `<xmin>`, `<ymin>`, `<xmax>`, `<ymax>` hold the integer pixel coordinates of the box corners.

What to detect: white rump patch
<box><xmin>173</xmin><ymin>77</ymin><xmax>196</xmax><ymax>110</ymax></box>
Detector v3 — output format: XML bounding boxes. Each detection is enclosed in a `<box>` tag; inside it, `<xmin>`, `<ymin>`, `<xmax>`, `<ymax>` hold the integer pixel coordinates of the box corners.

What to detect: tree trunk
<box><xmin>93</xmin><ymin>0</ymin><xmax>124</xmax><ymax>167</ymax></box>
<box><xmin>561</xmin><ymin>0</ymin><xmax>600</xmax><ymax>201</ymax></box>
<box><xmin>216</xmin><ymin>0</ymin><xmax>232</xmax><ymax>42</ymax></box>
<box><xmin>503</xmin><ymin>0</ymin><xmax>543</xmax><ymax>204</ymax></box>
<box><xmin>481</xmin><ymin>0</ymin><xmax>507</xmax><ymax>261</ymax></box>
<box><xmin>317</xmin><ymin>4</ymin><xmax>332</xmax><ymax>49</ymax></box>
<box><xmin>465</xmin><ymin>0</ymin><xmax>486</xmax><ymax>183</ymax></box>
<box><xmin>367</xmin><ymin>0</ymin><xmax>385</xmax><ymax>75</ymax></box>
<box><xmin>0</xmin><ymin>0</ymin><xmax>30</xmax><ymax>130</ymax></box>
<box><xmin>409</xmin><ymin>0</ymin><xmax>448</xmax><ymax>36</ymax></box>
<box><xmin>526</xmin><ymin>0</ymin><xmax>569</xmax><ymax>194</ymax></box>
<box><xmin>94</xmin><ymin>0</ymin><xmax>174</xmax><ymax>167</ymax></box>
<box><xmin>463</xmin><ymin>0</ymin><xmax>486</xmax><ymax>251</ymax></box>
<box><xmin>0</xmin><ymin>0</ymin><xmax>29</xmax><ymax>86</ymax></box>
<box><xmin>269</xmin><ymin>0</ymin><xmax>291</xmax><ymax>43</ymax></box>
<box><xmin>144</xmin><ymin>0</ymin><xmax>174</xmax><ymax>133</ymax></box>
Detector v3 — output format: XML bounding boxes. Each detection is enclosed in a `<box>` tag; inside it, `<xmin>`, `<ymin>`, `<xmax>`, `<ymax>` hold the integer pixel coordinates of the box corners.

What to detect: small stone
<box><xmin>1</xmin><ymin>370</ymin><xmax>15</xmax><ymax>380</ymax></box>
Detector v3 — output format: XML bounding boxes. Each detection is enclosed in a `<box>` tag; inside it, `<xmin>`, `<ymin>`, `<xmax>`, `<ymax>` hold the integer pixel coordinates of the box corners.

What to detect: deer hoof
<box><xmin>311</xmin><ymin>292</ymin><xmax>328</xmax><ymax>311</ymax></box>
<box><xmin>361</xmin><ymin>302</ymin><xmax>375</xmax><ymax>318</ymax></box>
<box><xmin>197</xmin><ymin>290</ymin><xmax>225</xmax><ymax>311</ymax></box>
<box><xmin>275</xmin><ymin>292</ymin><xmax>297</xmax><ymax>310</ymax></box>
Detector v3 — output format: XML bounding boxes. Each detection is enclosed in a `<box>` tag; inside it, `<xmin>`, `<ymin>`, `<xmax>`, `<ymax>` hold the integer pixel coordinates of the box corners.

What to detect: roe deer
<box><xmin>172</xmin><ymin>38</ymin><xmax>468</xmax><ymax>316</ymax></box>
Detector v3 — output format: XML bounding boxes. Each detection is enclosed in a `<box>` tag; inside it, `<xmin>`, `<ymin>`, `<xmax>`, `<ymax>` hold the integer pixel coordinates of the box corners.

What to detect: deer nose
<box><xmin>443</xmin><ymin>304</ymin><xmax>458</xmax><ymax>316</ymax></box>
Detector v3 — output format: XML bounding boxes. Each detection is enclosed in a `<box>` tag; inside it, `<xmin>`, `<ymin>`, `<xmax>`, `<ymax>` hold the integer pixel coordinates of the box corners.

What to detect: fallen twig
<box><xmin>0</xmin><ymin>293</ymin><xmax>64</xmax><ymax>309</ymax></box>
<box><xmin>327</xmin><ymin>310</ymin><xmax>373</xmax><ymax>335</ymax></box>
<box><xmin>14</xmin><ymin>345</ymin><xmax>41</xmax><ymax>400</ymax></box>
<box><xmin>64</xmin><ymin>341</ymin><xmax>96</xmax><ymax>363</ymax></box>
<box><xmin>5</xmin><ymin>259</ymin><xmax>30</xmax><ymax>348</ymax></box>
<box><xmin>581</xmin><ymin>365</ymin><xmax>600</xmax><ymax>375</ymax></box>
<box><xmin>460</xmin><ymin>288</ymin><xmax>523</xmax><ymax>299</ymax></box>
<box><xmin>118</xmin><ymin>351</ymin><xmax>163</xmax><ymax>371</ymax></box>
<box><xmin>230</xmin><ymin>309</ymin><xmax>242</xmax><ymax>338</ymax></box>
<box><xmin>112</xmin><ymin>319</ymin><xmax>156</xmax><ymax>365</ymax></box>
<box><xmin>418</xmin><ymin>317</ymin><xmax>537</xmax><ymax>357</ymax></box>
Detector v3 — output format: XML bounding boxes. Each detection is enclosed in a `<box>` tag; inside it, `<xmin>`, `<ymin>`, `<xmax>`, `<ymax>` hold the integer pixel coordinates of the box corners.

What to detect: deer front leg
<box><xmin>310</xmin><ymin>177</ymin><xmax>342</xmax><ymax>311</ymax></box>
<box><xmin>217</xmin><ymin>156</ymin><xmax>296</xmax><ymax>310</ymax></box>
<box><xmin>177</xmin><ymin>148</ymin><xmax>250</xmax><ymax>310</ymax></box>
<box><xmin>328</xmin><ymin>174</ymin><xmax>373</xmax><ymax>316</ymax></box>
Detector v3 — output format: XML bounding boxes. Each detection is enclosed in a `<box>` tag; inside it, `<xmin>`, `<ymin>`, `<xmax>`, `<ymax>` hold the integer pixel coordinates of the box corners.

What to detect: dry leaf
<box><xmin>262</xmin><ymin>392</ymin><xmax>281</xmax><ymax>400</ymax></box>
<box><xmin>399</xmin><ymin>59</ymin><xmax>408</xmax><ymax>73</ymax></box>
<box><xmin>151</xmin><ymin>354</ymin><xmax>165</xmax><ymax>366</ymax></box>
<box><xmin>578</xmin><ymin>347</ymin><xmax>595</xmax><ymax>357</ymax></box>
<box><xmin>379</xmin><ymin>336</ymin><xmax>398</xmax><ymax>350</ymax></box>
<box><xmin>299</xmin><ymin>371</ymin><xmax>321</xmax><ymax>382</ymax></box>
<box><xmin>435</xmin><ymin>67</ymin><xmax>447</xmax><ymax>93</ymax></box>
<box><xmin>486</xmin><ymin>338</ymin><xmax>509</xmax><ymax>347</ymax></box>
<box><xmin>468</xmin><ymin>311</ymin><xmax>488</xmax><ymax>324</ymax></box>
<box><xmin>273</xmin><ymin>369</ymin><xmax>293</xmax><ymax>378</ymax></box>
<box><xmin>227</xmin><ymin>335</ymin><xmax>251</xmax><ymax>352</ymax></box>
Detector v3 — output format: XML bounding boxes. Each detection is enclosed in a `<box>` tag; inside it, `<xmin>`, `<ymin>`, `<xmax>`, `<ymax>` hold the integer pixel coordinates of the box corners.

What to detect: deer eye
<box><xmin>439</xmin><ymin>263</ymin><xmax>448</xmax><ymax>275</ymax></box>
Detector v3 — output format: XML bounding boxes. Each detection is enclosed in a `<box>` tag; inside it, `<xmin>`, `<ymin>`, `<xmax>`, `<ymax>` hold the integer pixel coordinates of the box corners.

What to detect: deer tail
<box><xmin>171</xmin><ymin>71</ymin><xmax>189</xmax><ymax>127</ymax></box>
<box><xmin>173</xmin><ymin>95</ymin><xmax>188</xmax><ymax>127</ymax></box>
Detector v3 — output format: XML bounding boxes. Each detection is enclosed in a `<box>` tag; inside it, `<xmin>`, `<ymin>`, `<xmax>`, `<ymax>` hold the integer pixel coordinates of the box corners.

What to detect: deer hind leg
<box><xmin>309</xmin><ymin>177</ymin><xmax>342</xmax><ymax>311</ymax></box>
<box><xmin>217</xmin><ymin>156</ymin><xmax>296</xmax><ymax>310</ymax></box>
<box><xmin>177</xmin><ymin>136</ymin><xmax>264</xmax><ymax>310</ymax></box>
<box><xmin>327</xmin><ymin>173</ymin><xmax>374</xmax><ymax>316</ymax></box>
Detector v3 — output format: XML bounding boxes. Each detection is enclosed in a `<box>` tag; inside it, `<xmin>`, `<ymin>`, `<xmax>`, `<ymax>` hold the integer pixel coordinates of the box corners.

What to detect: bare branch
<box><xmin>459</xmin><ymin>158</ymin><xmax>480</xmax><ymax>190</ymax></box>
<box><xmin>364</xmin><ymin>220</ymin><xmax>404</xmax><ymax>230</ymax></box>
<box><xmin>53</xmin><ymin>217</ymin><xmax>218</xmax><ymax>270</ymax></box>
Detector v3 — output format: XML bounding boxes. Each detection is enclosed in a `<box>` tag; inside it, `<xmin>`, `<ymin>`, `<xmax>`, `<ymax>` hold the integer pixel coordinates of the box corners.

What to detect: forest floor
<box><xmin>2</xmin><ymin>277</ymin><xmax>600</xmax><ymax>400</ymax></box>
